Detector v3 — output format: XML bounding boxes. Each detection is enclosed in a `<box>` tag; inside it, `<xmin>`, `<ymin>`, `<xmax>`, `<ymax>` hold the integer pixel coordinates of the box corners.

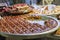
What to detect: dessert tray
<box><xmin>32</xmin><ymin>5</ymin><xmax>60</xmax><ymax>15</ymax></box>
<box><xmin>0</xmin><ymin>14</ymin><xmax>59</xmax><ymax>37</ymax></box>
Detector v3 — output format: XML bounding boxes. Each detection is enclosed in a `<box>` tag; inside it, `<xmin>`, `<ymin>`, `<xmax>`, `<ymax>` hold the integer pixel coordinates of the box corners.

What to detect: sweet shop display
<box><xmin>0</xmin><ymin>3</ymin><xmax>60</xmax><ymax>40</ymax></box>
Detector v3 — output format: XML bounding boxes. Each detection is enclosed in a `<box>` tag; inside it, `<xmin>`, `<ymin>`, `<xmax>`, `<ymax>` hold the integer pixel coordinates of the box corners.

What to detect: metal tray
<box><xmin>0</xmin><ymin>14</ymin><xmax>59</xmax><ymax>39</ymax></box>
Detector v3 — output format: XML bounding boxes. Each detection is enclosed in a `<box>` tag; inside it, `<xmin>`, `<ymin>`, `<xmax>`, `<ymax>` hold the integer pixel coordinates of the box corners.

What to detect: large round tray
<box><xmin>0</xmin><ymin>15</ymin><xmax>59</xmax><ymax>39</ymax></box>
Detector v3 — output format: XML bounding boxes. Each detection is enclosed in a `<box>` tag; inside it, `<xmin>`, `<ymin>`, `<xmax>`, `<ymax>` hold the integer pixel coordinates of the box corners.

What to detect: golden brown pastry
<box><xmin>55</xmin><ymin>28</ymin><xmax>60</xmax><ymax>35</ymax></box>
